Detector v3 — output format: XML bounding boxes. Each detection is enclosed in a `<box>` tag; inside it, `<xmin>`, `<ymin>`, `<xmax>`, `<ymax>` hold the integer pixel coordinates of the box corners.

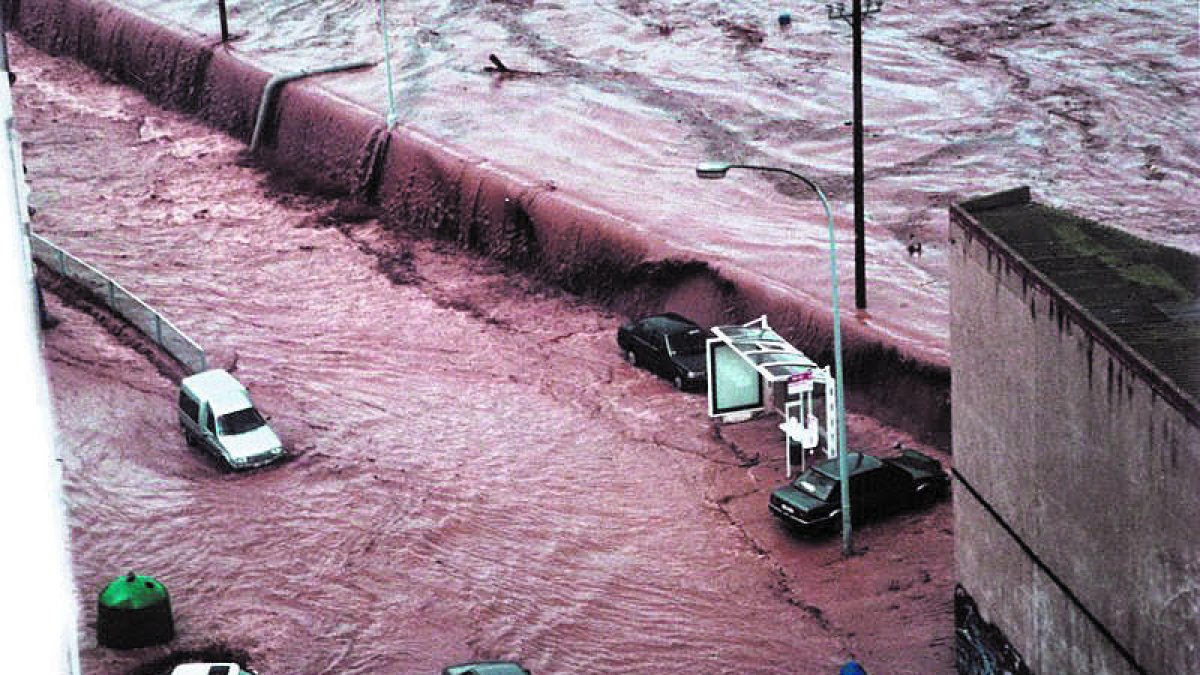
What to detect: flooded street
<box><xmin>21</xmin><ymin>0</ymin><xmax>1197</xmax><ymax>365</ymax></box>
<box><xmin>19</xmin><ymin>38</ymin><xmax>953</xmax><ymax>675</ymax></box>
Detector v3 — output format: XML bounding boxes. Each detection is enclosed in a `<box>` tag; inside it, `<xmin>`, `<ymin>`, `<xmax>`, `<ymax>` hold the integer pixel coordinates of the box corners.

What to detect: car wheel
<box><xmin>626</xmin><ymin>350</ymin><xmax>638</xmax><ymax>367</ymax></box>
<box><xmin>184</xmin><ymin>429</ymin><xmax>197</xmax><ymax>447</ymax></box>
<box><xmin>673</xmin><ymin>375</ymin><xmax>684</xmax><ymax>390</ymax></box>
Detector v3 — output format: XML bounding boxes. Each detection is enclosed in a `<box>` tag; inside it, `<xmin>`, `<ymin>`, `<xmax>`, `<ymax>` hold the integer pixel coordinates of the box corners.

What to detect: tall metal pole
<box><xmin>378</xmin><ymin>0</ymin><xmax>399</xmax><ymax>129</ymax></box>
<box><xmin>851</xmin><ymin>0</ymin><xmax>866</xmax><ymax>310</ymax></box>
<box><xmin>217</xmin><ymin>0</ymin><xmax>230</xmax><ymax>43</ymax></box>
<box><xmin>827</xmin><ymin>0</ymin><xmax>881</xmax><ymax>310</ymax></box>
<box><xmin>696</xmin><ymin>161</ymin><xmax>854</xmax><ymax>556</ymax></box>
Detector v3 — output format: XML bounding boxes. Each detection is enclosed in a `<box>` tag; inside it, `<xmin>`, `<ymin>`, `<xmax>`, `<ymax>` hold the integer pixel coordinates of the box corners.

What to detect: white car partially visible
<box><xmin>170</xmin><ymin>663</ymin><xmax>257</xmax><ymax>675</ymax></box>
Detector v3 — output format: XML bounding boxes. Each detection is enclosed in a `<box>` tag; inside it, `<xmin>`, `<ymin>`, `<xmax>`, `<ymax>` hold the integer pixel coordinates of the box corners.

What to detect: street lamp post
<box><xmin>696</xmin><ymin>161</ymin><xmax>854</xmax><ymax>557</ymax></box>
<box><xmin>378</xmin><ymin>0</ymin><xmax>399</xmax><ymax>129</ymax></box>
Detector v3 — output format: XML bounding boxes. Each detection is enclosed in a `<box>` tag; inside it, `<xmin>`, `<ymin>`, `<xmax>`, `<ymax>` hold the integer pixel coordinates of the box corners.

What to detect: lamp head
<box><xmin>695</xmin><ymin>161</ymin><xmax>732</xmax><ymax>180</ymax></box>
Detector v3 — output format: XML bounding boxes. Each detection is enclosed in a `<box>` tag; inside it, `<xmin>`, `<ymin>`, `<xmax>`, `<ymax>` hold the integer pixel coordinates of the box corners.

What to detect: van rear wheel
<box><xmin>184</xmin><ymin>429</ymin><xmax>198</xmax><ymax>447</ymax></box>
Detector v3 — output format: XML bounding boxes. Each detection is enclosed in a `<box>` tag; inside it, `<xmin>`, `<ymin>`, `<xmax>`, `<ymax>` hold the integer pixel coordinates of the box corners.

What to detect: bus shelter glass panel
<box><xmin>707</xmin><ymin>341</ymin><xmax>763</xmax><ymax>416</ymax></box>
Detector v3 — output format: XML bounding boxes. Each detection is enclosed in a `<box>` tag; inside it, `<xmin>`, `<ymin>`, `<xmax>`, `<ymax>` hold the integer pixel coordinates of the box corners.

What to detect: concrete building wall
<box><xmin>950</xmin><ymin>213</ymin><xmax>1200</xmax><ymax>674</ymax></box>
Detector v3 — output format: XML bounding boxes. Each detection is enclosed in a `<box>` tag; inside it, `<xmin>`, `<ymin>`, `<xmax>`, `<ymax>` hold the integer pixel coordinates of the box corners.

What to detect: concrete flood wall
<box><xmin>10</xmin><ymin>0</ymin><xmax>950</xmax><ymax>446</ymax></box>
<box><xmin>950</xmin><ymin>201</ymin><xmax>1200</xmax><ymax>674</ymax></box>
<box><xmin>955</xmin><ymin>585</ymin><xmax>1034</xmax><ymax>675</ymax></box>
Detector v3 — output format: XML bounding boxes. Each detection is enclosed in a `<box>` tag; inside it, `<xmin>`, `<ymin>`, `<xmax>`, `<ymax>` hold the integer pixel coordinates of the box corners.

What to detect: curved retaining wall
<box><xmin>11</xmin><ymin>0</ymin><xmax>951</xmax><ymax>447</ymax></box>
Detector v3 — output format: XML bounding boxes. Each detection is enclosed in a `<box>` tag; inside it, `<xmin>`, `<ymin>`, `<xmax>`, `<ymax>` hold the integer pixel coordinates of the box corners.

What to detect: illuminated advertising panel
<box><xmin>707</xmin><ymin>339</ymin><xmax>763</xmax><ymax>417</ymax></box>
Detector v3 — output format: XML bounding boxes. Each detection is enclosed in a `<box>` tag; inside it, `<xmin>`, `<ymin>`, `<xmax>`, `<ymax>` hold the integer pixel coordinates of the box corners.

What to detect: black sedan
<box><xmin>616</xmin><ymin>313</ymin><xmax>708</xmax><ymax>391</ymax></box>
<box><xmin>769</xmin><ymin>449</ymin><xmax>950</xmax><ymax>534</ymax></box>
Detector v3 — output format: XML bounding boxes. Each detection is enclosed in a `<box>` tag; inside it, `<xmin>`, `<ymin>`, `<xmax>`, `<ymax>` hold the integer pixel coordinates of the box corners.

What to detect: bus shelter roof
<box><xmin>710</xmin><ymin>317</ymin><xmax>820</xmax><ymax>384</ymax></box>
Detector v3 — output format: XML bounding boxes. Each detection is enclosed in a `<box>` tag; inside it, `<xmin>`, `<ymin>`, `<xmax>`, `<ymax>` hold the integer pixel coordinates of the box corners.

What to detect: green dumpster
<box><xmin>96</xmin><ymin>572</ymin><xmax>175</xmax><ymax>648</ymax></box>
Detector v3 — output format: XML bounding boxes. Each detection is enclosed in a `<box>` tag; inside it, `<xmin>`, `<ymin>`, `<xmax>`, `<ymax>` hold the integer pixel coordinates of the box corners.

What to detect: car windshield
<box><xmin>666</xmin><ymin>330</ymin><xmax>705</xmax><ymax>356</ymax></box>
<box><xmin>218</xmin><ymin>407</ymin><xmax>266</xmax><ymax>435</ymax></box>
<box><xmin>794</xmin><ymin>469</ymin><xmax>837</xmax><ymax>501</ymax></box>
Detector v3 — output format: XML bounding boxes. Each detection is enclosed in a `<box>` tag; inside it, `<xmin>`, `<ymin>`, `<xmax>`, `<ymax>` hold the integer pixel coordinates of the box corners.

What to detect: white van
<box><xmin>178</xmin><ymin>369</ymin><xmax>285</xmax><ymax>470</ymax></box>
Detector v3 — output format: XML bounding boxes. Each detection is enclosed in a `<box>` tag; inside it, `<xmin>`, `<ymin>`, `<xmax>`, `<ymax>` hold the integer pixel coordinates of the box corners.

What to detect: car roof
<box><xmin>442</xmin><ymin>662</ymin><xmax>530</xmax><ymax>675</ymax></box>
<box><xmin>182</xmin><ymin>369</ymin><xmax>248</xmax><ymax>401</ymax></box>
<box><xmin>208</xmin><ymin>389</ymin><xmax>255</xmax><ymax>416</ymax></box>
<box><xmin>169</xmin><ymin>665</ymin><xmax>251</xmax><ymax>675</ymax></box>
<box><xmin>637</xmin><ymin>312</ymin><xmax>701</xmax><ymax>335</ymax></box>
<box><xmin>182</xmin><ymin>370</ymin><xmax>257</xmax><ymax>415</ymax></box>
<box><xmin>814</xmin><ymin>452</ymin><xmax>883</xmax><ymax>479</ymax></box>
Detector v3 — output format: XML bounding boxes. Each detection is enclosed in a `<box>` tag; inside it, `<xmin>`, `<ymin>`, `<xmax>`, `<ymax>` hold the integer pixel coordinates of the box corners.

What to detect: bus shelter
<box><xmin>706</xmin><ymin>316</ymin><xmax>840</xmax><ymax>476</ymax></box>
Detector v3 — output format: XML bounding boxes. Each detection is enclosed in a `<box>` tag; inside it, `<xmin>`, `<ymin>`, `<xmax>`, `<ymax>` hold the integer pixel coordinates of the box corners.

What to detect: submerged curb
<box><xmin>12</xmin><ymin>0</ymin><xmax>951</xmax><ymax>447</ymax></box>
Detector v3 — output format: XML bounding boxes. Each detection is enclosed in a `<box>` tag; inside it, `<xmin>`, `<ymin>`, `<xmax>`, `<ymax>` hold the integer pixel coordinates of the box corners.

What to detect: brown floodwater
<box><xmin>19</xmin><ymin>37</ymin><xmax>954</xmax><ymax>675</ymax></box>
<box><xmin>18</xmin><ymin>1</ymin><xmax>1195</xmax><ymax>671</ymax></box>
<box><xmin>25</xmin><ymin>0</ymin><xmax>1197</xmax><ymax>368</ymax></box>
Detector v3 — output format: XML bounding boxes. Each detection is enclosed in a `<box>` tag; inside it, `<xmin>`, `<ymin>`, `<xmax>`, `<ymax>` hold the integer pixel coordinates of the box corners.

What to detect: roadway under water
<box><xmin>20</xmin><ymin>39</ymin><xmax>954</xmax><ymax>674</ymax></box>
<box><xmin>17</xmin><ymin>1</ymin><xmax>1196</xmax><ymax>671</ymax></box>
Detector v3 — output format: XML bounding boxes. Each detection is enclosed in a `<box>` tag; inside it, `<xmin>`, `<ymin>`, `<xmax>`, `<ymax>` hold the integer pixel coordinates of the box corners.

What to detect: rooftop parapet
<box><xmin>950</xmin><ymin>186</ymin><xmax>1200</xmax><ymax>426</ymax></box>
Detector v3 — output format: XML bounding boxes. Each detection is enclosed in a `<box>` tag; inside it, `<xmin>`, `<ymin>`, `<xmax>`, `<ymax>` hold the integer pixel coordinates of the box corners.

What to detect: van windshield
<box><xmin>218</xmin><ymin>408</ymin><xmax>266</xmax><ymax>435</ymax></box>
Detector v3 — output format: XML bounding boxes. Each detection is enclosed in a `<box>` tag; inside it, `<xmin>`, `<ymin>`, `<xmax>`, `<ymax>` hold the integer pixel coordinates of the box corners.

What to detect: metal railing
<box><xmin>29</xmin><ymin>233</ymin><xmax>208</xmax><ymax>374</ymax></box>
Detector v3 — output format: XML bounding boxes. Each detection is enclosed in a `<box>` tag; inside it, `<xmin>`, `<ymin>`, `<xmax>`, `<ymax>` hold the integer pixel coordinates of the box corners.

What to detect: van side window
<box><xmin>204</xmin><ymin>408</ymin><xmax>216</xmax><ymax>435</ymax></box>
<box><xmin>178</xmin><ymin>391</ymin><xmax>200</xmax><ymax>422</ymax></box>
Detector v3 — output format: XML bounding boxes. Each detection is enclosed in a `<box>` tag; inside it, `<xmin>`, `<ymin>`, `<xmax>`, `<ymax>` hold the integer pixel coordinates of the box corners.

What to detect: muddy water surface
<box><xmin>91</xmin><ymin>0</ymin><xmax>1200</xmax><ymax>362</ymax></box>
<box><xmin>20</xmin><ymin>39</ymin><xmax>953</xmax><ymax>674</ymax></box>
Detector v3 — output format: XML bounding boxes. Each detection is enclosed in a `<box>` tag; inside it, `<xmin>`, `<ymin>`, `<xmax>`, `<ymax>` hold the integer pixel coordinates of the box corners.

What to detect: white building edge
<box><xmin>0</xmin><ymin>37</ymin><xmax>82</xmax><ymax>674</ymax></box>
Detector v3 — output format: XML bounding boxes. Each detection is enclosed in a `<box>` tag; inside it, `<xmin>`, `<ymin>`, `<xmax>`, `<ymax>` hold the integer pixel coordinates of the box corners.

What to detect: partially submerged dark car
<box><xmin>616</xmin><ymin>312</ymin><xmax>708</xmax><ymax>391</ymax></box>
<box><xmin>769</xmin><ymin>450</ymin><xmax>950</xmax><ymax>534</ymax></box>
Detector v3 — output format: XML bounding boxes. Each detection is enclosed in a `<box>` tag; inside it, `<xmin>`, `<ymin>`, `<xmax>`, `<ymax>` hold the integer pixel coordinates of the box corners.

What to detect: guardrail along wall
<box><xmin>30</xmin><ymin>233</ymin><xmax>207</xmax><ymax>374</ymax></box>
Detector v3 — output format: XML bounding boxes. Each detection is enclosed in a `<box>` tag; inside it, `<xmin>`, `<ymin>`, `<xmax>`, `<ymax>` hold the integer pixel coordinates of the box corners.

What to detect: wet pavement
<box><xmin>19</xmin><ymin>37</ymin><xmax>953</xmax><ymax>674</ymax></box>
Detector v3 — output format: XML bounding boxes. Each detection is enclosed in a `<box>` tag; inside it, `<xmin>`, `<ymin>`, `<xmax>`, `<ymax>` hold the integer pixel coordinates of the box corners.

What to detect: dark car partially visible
<box><xmin>441</xmin><ymin>661</ymin><xmax>531</xmax><ymax>675</ymax></box>
<box><xmin>616</xmin><ymin>312</ymin><xmax>708</xmax><ymax>391</ymax></box>
<box><xmin>769</xmin><ymin>449</ymin><xmax>950</xmax><ymax>534</ymax></box>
